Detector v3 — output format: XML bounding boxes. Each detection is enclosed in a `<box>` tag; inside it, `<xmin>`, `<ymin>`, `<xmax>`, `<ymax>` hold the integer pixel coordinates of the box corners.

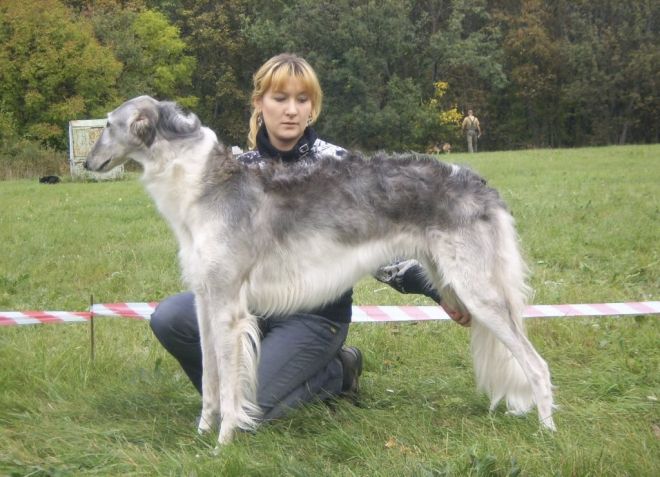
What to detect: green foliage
<box><xmin>89</xmin><ymin>4</ymin><xmax>197</xmax><ymax>108</ymax></box>
<box><xmin>0</xmin><ymin>146</ymin><xmax>658</xmax><ymax>475</ymax></box>
<box><xmin>490</xmin><ymin>0</ymin><xmax>660</xmax><ymax>148</ymax></box>
<box><xmin>422</xmin><ymin>81</ymin><xmax>464</xmax><ymax>148</ymax></box>
<box><xmin>0</xmin><ymin>138</ymin><xmax>68</xmax><ymax>180</ymax></box>
<box><xmin>0</xmin><ymin>108</ymin><xmax>17</xmax><ymax>145</ymax></box>
<box><xmin>243</xmin><ymin>0</ymin><xmax>458</xmax><ymax>150</ymax></box>
<box><xmin>0</xmin><ymin>0</ymin><xmax>121</xmax><ymax>149</ymax></box>
<box><xmin>428</xmin><ymin>0</ymin><xmax>508</xmax><ymax>99</ymax></box>
<box><xmin>0</xmin><ymin>0</ymin><xmax>658</xmax><ymax>153</ymax></box>
<box><xmin>495</xmin><ymin>0</ymin><xmax>563</xmax><ymax>148</ymax></box>
<box><xmin>0</xmin><ymin>103</ymin><xmax>69</xmax><ymax>180</ymax></box>
<box><xmin>158</xmin><ymin>0</ymin><xmax>257</xmax><ymax>146</ymax></box>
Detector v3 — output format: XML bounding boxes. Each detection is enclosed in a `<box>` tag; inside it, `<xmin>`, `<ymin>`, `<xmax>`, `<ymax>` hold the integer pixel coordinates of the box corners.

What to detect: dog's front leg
<box><xmin>195</xmin><ymin>284</ymin><xmax>261</xmax><ymax>448</ymax></box>
<box><xmin>213</xmin><ymin>298</ymin><xmax>261</xmax><ymax>446</ymax></box>
<box><xmin>195</xmin><ymin>293</ymin><xmax>221</xmax><ymax>435</ymax></box>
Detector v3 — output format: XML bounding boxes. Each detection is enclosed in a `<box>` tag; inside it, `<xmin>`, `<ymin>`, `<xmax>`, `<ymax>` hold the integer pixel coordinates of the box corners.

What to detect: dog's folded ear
<box><xmin>130</xmin><ymin>108</ymin><xmax>158</xmax><ymax>147</ymax></box>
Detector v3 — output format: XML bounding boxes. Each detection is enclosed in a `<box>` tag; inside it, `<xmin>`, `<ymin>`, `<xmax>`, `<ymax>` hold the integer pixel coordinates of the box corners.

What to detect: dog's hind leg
<box><xmin>465</xmin><ymin>297</ymin><xmax>556</xmax><ymax>430</ymax></box>
<box><xmin>427</xmin><ymin>220</ymin><xmax>555</xmax><ymax>430</ymax></box>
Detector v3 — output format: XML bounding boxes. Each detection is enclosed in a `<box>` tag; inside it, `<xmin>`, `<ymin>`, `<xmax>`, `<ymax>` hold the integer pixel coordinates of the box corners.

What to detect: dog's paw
<box><xmin>196</xmin><ymin>412</ymin><xmax>217</xmax><ymax>435</ymax></box>
<box><xmin>540</xmin><ymin>416</ymin><xmax>557</xmax><ymax>432</ymax></box>
<box><xmin>217</xmin><ymin>423</ymin><xmax>235</xmax><ymax>446</ymax></box>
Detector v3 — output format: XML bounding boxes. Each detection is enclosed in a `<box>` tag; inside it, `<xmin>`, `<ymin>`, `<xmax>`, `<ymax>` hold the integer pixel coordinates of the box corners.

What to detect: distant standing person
<box><xmin>462</xmin><ymin>109</ymin><xmax>481</xmax><ymax>153</ymax></box>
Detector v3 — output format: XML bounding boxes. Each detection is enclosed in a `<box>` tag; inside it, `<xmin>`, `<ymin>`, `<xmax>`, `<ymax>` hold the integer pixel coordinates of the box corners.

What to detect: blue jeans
<box><xmin>149</xmin><ymin>292</ymin><xmax>349</xmax><ymax>421</ymax></box>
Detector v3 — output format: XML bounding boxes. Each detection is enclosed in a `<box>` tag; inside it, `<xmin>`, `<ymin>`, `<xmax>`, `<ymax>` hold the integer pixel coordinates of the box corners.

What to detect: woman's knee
<box><xmin>149</xmin><ymin>292</ymin><xmax>198</xmax><ymax>344</ymax></box>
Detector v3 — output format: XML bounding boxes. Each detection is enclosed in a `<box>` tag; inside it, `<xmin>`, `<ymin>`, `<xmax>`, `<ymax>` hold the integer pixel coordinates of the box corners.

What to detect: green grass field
<box><xmin>1</xmin><ymin>145</ymin><xmax>658</xmax><ymax>476</ymax></box>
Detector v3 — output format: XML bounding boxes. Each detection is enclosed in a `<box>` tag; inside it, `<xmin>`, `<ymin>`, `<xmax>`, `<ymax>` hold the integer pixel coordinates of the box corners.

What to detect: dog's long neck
<box><xmin>140</xmin><ymin>127</ymin><xmax>221</xmax><ymax>238</ymax></box>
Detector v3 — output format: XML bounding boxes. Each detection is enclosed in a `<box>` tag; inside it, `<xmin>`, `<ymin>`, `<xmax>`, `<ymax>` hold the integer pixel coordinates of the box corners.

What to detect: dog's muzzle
<box><xmin>84</xmin><ymin>158</ymin><xmax>111</xmax><ymax>172</ymax></box>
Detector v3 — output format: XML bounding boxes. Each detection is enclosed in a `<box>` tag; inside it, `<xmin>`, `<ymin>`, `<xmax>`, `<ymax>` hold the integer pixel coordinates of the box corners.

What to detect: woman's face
<box><xmin>256</xmin><ymin>76</ymin><xmax>313</xmax><ymax>151</ymax></box>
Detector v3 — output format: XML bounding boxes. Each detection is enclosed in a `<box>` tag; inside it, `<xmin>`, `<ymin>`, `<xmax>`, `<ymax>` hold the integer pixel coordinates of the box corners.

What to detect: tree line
<box><xmin>1</xmin><ymin>0</ymin><xmax>657</xmax><ymax>153</ymax></box>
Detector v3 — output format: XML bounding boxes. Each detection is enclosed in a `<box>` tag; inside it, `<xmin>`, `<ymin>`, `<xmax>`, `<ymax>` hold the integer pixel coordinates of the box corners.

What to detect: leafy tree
<box><xmin>559</xmin><ymin>0</ymin><xmax>659</xmax><ymax>145</ymax></box>
<box><xmin>154</xmin><ymin>0</ymin><xmax>258</xmax><ymax>146</ymax></box>
<box><xmin>0</xmin><ymin>109</ymin><xmax>18</xmax><ymax>147</ymax></box>
<box><xmin>421</xmin><ymin>0</ymin><xmax>507</xmax><ymax>150</ymax></box>
<box><xmin>243</xmin><ymin>0</ymin><xmax>461</xmax><ymax>151</ymax></box>
<box><xmin>0</xmin><ymin>0</ymin><xmax>121</xmax><ymax>148</ymax></box>
<box><xmin>421</xmin><ymin>81</ymin><xmax>463</xmax><ymax>148</ymax></box>
<box><xmin>426</xmin><ymin>0</ymin><xmax>507</xmax><ymax>98</ymax></box>
<box><xmin>87</xmin><ymin>2</ymin><xmax>197</xmax><ymax>108</ymax></box>
<box><xmin>498</xmin><ymin>0</ymin><xmax>563</xmax><ymax>147</ymax></box>
<box><xmin>5</xmin><ymin>0</ymin><xmax>655</xmax><ymax>154</ymax></box>
<box><xmin>492</xmin><ymin>0</ymin><xmax>659</xmax><ymax>147</ymax></box>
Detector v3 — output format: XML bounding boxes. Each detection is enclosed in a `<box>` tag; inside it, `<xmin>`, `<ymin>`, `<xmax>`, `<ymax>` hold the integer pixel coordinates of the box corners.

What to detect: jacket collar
<box><xmin>256</xmin><ymin>126</ymin><xmax>318</xmax><ymax>162</ymax></box>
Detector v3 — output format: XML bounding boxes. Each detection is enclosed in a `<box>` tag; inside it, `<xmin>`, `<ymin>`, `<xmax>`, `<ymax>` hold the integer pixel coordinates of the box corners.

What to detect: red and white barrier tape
<box><xmin>0</xmin><ymin>311</ymin><xmax>91</xmax><ymax>326</ymax></box>
<box><xmin>1</xmin><ymin>301</ymin><xmax>659</xmax><ymax>327</ymax></box>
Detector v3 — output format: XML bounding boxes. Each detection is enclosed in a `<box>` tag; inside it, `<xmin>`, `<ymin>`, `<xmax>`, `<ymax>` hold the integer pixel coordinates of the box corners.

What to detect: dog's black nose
<box><xmin>83</xmin><ymin>160</ymin><xmax>90</xmax><ymax>170</ymax></box>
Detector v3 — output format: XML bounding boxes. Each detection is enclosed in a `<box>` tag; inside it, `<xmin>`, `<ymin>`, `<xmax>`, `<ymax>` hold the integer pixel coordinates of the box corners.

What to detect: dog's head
<box><xmin>84</xmin><ymin>96</ymin><xmax>201</xmax><ymax>173</ymax></box>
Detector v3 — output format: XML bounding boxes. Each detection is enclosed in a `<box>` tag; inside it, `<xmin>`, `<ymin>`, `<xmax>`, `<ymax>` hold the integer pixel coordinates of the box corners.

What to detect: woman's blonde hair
<box><xmin>247</xmin><ymin>53</ymin><xmax>323</xmax><ymax>150</ymax></box>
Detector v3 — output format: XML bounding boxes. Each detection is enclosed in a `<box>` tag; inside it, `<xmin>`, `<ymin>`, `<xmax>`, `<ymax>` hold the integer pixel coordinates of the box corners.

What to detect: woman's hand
<box><xmin>441</xmin><ymin>302</ymin><xmax>471</xmax><ymax>327</ymax></box>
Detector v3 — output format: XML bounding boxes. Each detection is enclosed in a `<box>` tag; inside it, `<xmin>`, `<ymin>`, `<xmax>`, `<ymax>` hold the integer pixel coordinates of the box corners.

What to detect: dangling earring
<box><xmin>307</xmin><ymin>115</ymin><xmax>312</xmax><ymax>126</ymax></box>
<box><xmin>257</xmin><ymin>112</ymin><xmax>263</xmax><ymax>128</ymax></box>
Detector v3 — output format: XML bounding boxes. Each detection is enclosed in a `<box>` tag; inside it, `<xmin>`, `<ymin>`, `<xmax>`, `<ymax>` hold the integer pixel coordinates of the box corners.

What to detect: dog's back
<box><xmin>241</xmin><ymin>153</ymin><xmax>505</xmax><ymax>238</ymax></box>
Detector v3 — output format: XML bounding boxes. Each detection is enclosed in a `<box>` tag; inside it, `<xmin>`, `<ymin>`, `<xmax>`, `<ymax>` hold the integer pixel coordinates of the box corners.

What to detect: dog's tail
<box><xmin>470</xmin><ymin>207</ymin><xmax>535</xmax><ymax>415</ymax></box>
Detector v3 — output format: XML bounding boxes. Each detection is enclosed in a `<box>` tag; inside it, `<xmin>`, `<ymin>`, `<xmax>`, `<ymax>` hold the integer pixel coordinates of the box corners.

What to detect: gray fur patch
<box><xmin>202</xmin><ymin>148</ymin><xmax>506</xmax><ymax>246</ymax></box>
<box><xmin>156</xmin><ymin>102</ymin><xmax>202</xmax><ymax>140</ymax></box>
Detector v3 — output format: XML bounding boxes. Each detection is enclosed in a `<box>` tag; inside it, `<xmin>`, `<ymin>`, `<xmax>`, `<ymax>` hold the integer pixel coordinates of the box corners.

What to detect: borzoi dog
<box><xmin>85</xmin><ymin>96</ymin><xmax>555</xmax><ymax>447</ymax></box>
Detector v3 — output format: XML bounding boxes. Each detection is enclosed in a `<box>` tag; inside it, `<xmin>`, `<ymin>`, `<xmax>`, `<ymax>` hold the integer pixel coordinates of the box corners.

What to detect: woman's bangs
<box><xmin>269</xmin><ymin>63</ymin><xmax>317</xmax><ymax>97</ymax></box>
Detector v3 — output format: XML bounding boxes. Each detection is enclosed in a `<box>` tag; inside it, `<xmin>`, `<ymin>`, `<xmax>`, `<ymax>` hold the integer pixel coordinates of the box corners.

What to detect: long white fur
<box><xmin>85</xmin><ymin>96</ymin><xmax>556</xmax><ymax>449</ymax></box>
